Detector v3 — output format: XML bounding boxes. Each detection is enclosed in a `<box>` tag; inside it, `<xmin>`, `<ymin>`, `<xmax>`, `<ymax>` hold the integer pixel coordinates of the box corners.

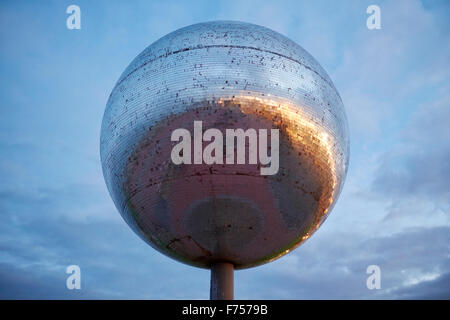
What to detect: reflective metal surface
<box><xmin>100</xmin><ymin>21</ymin><xmax>349</xmax><ymax>269</ymax></box>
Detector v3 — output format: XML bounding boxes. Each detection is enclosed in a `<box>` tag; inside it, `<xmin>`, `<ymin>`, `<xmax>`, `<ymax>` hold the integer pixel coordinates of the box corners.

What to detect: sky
<box><xmin>0</xmin><ymin>0</ymin><xmax>449</xmax><ymax>299</ymax></box>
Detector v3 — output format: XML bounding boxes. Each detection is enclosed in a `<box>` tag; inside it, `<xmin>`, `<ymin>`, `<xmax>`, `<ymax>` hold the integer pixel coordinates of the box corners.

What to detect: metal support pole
<box><xmin>210</xmin><ymin>262</ymin><xmax>234</xmax><ymax>300</ymax></box>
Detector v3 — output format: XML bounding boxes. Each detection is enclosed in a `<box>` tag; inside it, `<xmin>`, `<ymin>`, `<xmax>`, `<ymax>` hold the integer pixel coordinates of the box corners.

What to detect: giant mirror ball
<box><xmin>100</xmin><ymin>21</ymin><xmax>349</xmax><ymax>269</ymax></box>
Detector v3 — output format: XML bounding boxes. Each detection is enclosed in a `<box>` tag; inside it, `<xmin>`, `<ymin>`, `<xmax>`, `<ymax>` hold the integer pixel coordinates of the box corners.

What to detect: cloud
<box><xmin>368</xmin><ymin>89</ymin><xmax>450</xmax><ymax>233</ymax></box>
<box><xmin>0</xmin><ymin>179</ymin><xmax>212</xmax><ymax>299</ymax></box>
<box><xmin>0</xmin><ymin>263</ymin><xmax>95</xmax><ymax>299</ymax></box>
<box><xmin>235</xmin><ymin>225</ymin><xmax>450</xmax><ymax>299</ymax></box>
<box><xmin>0</xmin><ymin>0</ymin><xmax>448</xmax><ymax>299</ymax></box>
<box><xmin>373</xmin><ymin>93</ymin><xmax>450</xmax><ymax>202</ymax></box>
<box><xmin>333</xmin><ymin>0</ymin><xmax>450</xmax><ymax>139</ymax></box>
<box><xmin>390</xmin><ymin>272</ymin><xmax>450</xmax><ymax>300</ymax></box>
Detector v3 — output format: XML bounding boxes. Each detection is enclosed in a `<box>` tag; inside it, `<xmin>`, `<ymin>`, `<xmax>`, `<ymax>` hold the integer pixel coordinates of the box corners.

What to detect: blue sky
<box><xmin>0</xmin><ymin>0</ymin><xmax>449</xmax><ymax>299</ymax></box>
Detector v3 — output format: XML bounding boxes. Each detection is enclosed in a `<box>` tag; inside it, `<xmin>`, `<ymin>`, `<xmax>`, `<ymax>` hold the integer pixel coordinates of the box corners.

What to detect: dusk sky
<box><xmin>0</xmin><ymin>0</ymin><xmax>449</xmax><ymax>299</ymax></box>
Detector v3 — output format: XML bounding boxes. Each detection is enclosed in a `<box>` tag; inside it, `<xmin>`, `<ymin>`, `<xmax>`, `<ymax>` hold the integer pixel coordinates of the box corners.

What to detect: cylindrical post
<box><xmin>210</xmin><ymin>262</ymin><xmax>234</xmax><ymax>300</ymax></box>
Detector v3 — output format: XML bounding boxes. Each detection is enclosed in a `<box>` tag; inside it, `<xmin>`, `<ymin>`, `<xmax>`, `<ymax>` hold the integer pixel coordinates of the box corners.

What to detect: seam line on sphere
<box><xmin>114</xmin><ymin>44</ymin><xmax>334</xmax><ymax>89</ymax></box>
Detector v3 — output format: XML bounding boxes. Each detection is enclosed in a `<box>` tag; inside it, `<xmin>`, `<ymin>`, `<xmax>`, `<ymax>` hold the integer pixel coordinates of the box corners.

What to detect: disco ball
<box><xmin>100</xmin><ymin>21</ymin><xmax>349</xmax><ymax>270</ymax></box>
